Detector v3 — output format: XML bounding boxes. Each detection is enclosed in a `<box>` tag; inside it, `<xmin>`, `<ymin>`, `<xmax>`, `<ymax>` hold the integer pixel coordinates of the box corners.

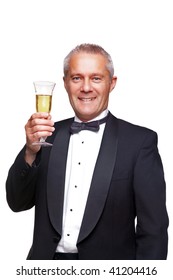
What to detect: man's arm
<box><xmin>134</xmin><ymin>130</ymin><xmax>169</xmax><ymax>259</ymax></box>
<box><xmin>6</xmin><ymin>112</ymin><xmax>55</xmax><ymax>212</ymax></box>
<box><xmin>6</xmin><ymin>146</ymin><xmax>40</xmax><ymax>212</ymax></box>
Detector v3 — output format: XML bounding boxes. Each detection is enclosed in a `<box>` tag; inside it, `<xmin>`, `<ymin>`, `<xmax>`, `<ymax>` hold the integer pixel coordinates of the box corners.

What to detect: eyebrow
<box><xmin>70</xmin><ymin>72</ymin><xmax>104</xmax><ymax>77</ymax></box>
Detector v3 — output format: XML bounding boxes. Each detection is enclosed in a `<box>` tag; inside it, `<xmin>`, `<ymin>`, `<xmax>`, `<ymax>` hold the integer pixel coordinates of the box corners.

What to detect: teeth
<box><xmin>80</xmin><ymin>98</ymin><xmax>94</xmax><ymax>101</ymax></box>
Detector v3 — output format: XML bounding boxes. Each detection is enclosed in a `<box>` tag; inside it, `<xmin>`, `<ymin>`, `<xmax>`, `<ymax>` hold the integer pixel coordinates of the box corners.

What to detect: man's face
<box><xmin>63</xmin><ymin>52</ymin><xmax>117</xmax><ymax>121</ymax></box>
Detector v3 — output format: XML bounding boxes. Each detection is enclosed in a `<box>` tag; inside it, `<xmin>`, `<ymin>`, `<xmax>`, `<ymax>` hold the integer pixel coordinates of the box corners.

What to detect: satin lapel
<box><xmin>77</xmin><ymin>113</ymin><xmax>118</xmax><ymax>243</ymax></box>
<box><xmin>47</xmin><ymin>118</ymin><xmax>73</xmax><ymax>234</ymax></box>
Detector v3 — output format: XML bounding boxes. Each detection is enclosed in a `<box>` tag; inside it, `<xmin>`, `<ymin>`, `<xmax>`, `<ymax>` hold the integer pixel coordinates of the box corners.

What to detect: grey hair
<box><xmin>63</xmin><ymin>43</ymin><xmax>114</xmax><ymax>78</ymax></box>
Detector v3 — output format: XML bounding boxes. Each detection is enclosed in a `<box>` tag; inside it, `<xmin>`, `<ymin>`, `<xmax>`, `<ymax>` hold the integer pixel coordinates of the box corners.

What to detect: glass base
<box><xmin>32</xmin><ymin>141</ymin><xmax>53</xmax><ymax>147</ymax></box>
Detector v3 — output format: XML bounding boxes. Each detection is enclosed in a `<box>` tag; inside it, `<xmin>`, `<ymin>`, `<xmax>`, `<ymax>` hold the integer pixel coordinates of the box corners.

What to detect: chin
<box><xmin>78</xmin><ymin>112</ymin><xmax>97</xmax><ymax>122</ymax></box>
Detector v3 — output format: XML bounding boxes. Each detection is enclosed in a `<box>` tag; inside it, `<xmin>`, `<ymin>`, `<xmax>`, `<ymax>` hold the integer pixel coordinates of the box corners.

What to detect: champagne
<box><xmin>36</xmin><ymin>94</ymin><xmax>52</xmax><ymax>113</ymax></box>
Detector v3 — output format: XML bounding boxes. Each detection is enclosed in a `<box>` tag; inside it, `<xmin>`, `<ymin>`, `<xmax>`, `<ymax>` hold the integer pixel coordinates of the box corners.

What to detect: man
<box><xmin>6</xmin><ymin>43</ymin><xmax>169</xmax><ymax>260</ymax></box>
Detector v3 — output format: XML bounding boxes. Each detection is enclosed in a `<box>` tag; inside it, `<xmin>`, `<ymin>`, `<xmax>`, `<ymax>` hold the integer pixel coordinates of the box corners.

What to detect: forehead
<box><xmin>68</xmin><ymin>52</ymin><xmax>108</xmax><ymax>73</ymax></box>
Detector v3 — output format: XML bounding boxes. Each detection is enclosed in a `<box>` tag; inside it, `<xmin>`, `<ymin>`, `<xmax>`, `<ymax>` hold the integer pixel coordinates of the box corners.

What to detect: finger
<box><xmin>30</xmin><ymin>118</ymin><xmax>54</xmax><ymax>127</ymax></box>
<box><xmin>30</xmin><ymin>124</ymin><xmax>55</xmax><ymax>133</ymax></box>
<box><xmin>29</xmin><ymin>112</ymin><xmax>50</xmax><ymax>121</ymax></box>
<box><xmin>32</xmin><ymin>130</ymin><xmax>54</xmax><ymax>140</ymax></box>
<box><xmin>26</xmin><ymin>127</ymin><xmax>54</xmax><ymax>146</ymax></box>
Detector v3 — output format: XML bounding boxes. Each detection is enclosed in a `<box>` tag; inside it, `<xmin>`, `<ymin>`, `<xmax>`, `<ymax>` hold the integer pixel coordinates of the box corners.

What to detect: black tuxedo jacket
<box><xmin>6</xmin><ymin>112</ymin><xmax>168</xmax><ymax>260</ymax></box>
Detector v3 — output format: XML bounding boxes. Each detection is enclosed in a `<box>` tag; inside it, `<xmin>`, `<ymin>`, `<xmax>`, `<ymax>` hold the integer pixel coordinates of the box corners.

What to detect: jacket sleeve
<box><xmin>134</xmin><ymin>130</ymin><xmax>169</xmax><ymax>259</ymax></box>
<box><xmin>6</xmin><ymin>146</ymin><xmax>40</xmax><ymax>212</ymax></box>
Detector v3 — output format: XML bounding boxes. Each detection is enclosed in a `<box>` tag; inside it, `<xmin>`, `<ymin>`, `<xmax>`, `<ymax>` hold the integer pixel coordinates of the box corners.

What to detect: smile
<box><xmin>79</xmin><ymin>97</ymin><xmax>96</xmax><ymax>102</ymax></box>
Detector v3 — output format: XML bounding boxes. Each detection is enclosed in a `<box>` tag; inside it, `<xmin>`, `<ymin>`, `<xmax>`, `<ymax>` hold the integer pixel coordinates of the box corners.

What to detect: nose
<box><xmin>80</xmin><ymin>78</ymin><xmax>92</xmax><ymax>93</ymax></box>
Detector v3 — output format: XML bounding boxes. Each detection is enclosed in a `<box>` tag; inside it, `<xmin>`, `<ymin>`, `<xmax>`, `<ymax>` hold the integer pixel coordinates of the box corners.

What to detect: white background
<box><xmin>0</xmin><ymin>0</ymin><xmax>172</xmax><ymax>279</ymax></box>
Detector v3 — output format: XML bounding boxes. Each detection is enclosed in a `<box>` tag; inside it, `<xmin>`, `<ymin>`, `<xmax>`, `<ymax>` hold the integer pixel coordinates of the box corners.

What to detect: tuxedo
<box><xmin>6</xmin><ymin>112</ymin><xmax>168</xmax><ymax>259</ymax></box>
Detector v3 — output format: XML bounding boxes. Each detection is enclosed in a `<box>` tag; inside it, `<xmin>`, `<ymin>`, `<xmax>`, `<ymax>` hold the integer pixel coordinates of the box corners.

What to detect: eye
<box><xmin>72</xmin><ymin>76</ymin><xmax>81</xmax><ymax>82</ymax></box>
<box><xmin>92</xmin><ymin>76</ymin><xmax>101</xmax><ymax>82</ymax></box>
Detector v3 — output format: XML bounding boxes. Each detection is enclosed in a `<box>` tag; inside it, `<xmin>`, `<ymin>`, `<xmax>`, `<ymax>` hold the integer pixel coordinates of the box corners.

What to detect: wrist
<box><xmin>25</xmin><ymin>146</ymin><xmax>38</xmax><ymax>166</ymax></box>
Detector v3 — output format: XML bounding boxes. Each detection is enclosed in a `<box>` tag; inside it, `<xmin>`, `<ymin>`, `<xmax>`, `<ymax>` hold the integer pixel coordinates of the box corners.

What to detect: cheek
<box><xmin>99</xmin><ymin>92</ymin><xmax>110</xmax><ymax>104</ymax></box>
<box><xmin>67</xmin><ymin>84</ymin><xmax>79</xmax><ymax>97</ymax></box>
<box><xmin>68</xmin><ymin>94</ymin><xmax>79</xmax><ymax>108</ymax></box>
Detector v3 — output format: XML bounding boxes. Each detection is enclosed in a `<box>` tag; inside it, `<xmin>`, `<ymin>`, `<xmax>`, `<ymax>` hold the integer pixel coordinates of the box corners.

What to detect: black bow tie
<box><xmin>70</xmin><ymin>115</ymin><xmax>108</xmax><ymax>134</ymax></box>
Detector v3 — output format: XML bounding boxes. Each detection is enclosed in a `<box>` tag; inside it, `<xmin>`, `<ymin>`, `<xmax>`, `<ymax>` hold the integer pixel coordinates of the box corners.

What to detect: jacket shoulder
<box><xmin>110</xmin><ymin>113</ymin><xmax>156</xmax><ymax>136</ymax></box>
<box><xmin>109</xmin><ymin>113</ymin><xmax>158</xmax><ymax>147</ymax></box>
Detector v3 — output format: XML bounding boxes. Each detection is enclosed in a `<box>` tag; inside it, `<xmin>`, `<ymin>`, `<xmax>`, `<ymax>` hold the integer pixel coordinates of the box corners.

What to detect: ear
<box><xmin>110</xmin><ymin>76</ymin><xmax>117</xmax><ymax>92</ymax></box>
<box><xmin>63</xmin><ymin>76</ymin><xmax>67</xmax><ymax>91</ymax></box>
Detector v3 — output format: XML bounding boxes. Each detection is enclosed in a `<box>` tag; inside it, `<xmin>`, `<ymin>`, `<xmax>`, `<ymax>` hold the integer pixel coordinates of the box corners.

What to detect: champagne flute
<box><xmin>32</xmin><ymin>81</ymin><xmax>56</xmax><ymax>147</ymax></box>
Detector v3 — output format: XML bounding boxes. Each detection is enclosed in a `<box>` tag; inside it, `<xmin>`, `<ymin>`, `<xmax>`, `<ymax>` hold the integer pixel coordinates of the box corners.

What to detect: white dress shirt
<box><xmin>56</xmin><ymin>109</ymin><xmax>108</xmax><ymax>253</ymax></box>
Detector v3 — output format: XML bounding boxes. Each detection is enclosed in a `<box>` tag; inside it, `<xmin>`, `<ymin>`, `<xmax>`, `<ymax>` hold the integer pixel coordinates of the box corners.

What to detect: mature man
<box><xmin>6</xmin><ymin>44</ymin><xmax>169</xmax><ymax>260</ymax></box>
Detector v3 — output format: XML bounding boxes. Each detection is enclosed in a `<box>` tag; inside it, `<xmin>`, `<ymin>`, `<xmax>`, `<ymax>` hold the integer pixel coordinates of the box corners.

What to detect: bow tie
<box><xmin>70</xmin><ymin>115</ymin><xmax>108</xmax><ymax>134</ymax></box>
